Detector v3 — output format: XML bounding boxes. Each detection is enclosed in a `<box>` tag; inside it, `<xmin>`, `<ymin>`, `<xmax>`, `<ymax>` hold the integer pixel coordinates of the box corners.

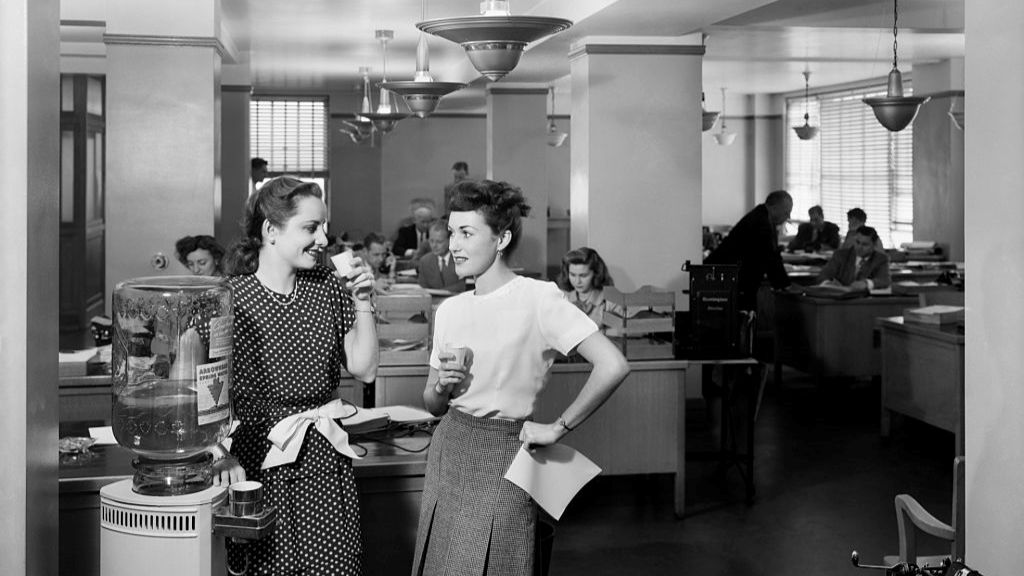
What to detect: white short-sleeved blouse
<box><xmin>430</xmin><ymin>276</ymin><xmax>598</xmax><ymax>420</ymax></box>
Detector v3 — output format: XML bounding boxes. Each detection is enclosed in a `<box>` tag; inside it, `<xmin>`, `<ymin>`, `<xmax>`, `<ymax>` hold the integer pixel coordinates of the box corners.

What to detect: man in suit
<box><xmin>393</xmin><ymin>198</ymin><xmax>437</xmax><ymax>259</ymax></box>
<box><xmin>417</xmin><ymin>220</ymin><xmax>464</xmax><ymax>292</ymax></box>
<box><xmin>817</xmin><ymin>225</ymin><xmax>891</xmax><ymax>290</ymax></box>
<box><xmin>443</xmin><ymin>161</ymin><xmax>469</xmax><ymax>210</ymax></box>
<box><xmin>788</xmin><ymin>205</ymin><xmax>840</xmax><ymax>252</ymax></box>
<box><xmin>840</xmin><ymin>207</ymin><xmax>868</xmax><ymax>249</ymax></box>
<box><xmin>706</xmin><ymin>189</ymin><xmax>794</xmax><ymax>311</ymax></box>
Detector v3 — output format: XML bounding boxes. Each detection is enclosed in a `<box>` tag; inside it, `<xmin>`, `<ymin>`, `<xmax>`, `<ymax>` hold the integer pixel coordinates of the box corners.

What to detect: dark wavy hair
<box><xmin>447</xmin><ymin>179</ymin><xmax>531</xmax><ymax>260</ymax></box>
<box><xmin>556</xmin><ymin>247</ymin><xmax>614</xmax><ymax>292</ymax></box>
<box><xmin>224</xmin><ymin>176</ymin><xmax>323</xmax><ymax>275</ymax></box>
<box><xmin>174</xmin><ymin>235</ymin><xmax>225</xmax><ymax>274</ymax></box>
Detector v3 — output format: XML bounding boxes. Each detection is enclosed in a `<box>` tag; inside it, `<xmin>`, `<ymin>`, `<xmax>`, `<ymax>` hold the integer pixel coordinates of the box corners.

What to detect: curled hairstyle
<box><xmin>448</xmin><ymin>179</ymin><xmax>531</xmax><ymax>259</ymax></box>
<box><xmin>175</xmin><ymin>235</ymin><xmax>225</xmax><ymax>274</ymax></box>
<box><xmin>556</xmin><ymin>247</ymin><xmax>614</xmax><ymax>292</ymax></box>
<box><xmin>225</xmin><ymin>176</ymin><xmax>323</xmax><ymax>275</ymax></box>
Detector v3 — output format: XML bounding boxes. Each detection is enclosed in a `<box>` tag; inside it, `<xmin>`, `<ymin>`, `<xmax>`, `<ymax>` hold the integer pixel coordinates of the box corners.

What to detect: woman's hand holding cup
<box><xmin>334</xmin><ymin>254</ymin><xmax>375</xmax><ymax>301</ymax></box>
<box><xmin>435</xmin><ymin>344</ymin><xmax>468</xmax><ymax>396</ymax></box>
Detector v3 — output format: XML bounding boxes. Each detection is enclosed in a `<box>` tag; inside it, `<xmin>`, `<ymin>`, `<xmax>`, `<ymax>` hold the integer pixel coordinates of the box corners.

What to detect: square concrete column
<box><xmin>105</xmin><ymin>0</ymin><xmax>223</xmax><ymax>289</ymax></box>
<box><xmin>486</xmin><ymin>85</ymin><xmax>550</xmax><ymax>275</ymax></box>
<box><xmin>569</xmin><ymin>42</ymin><xmax>705</xmax><ymax>295</ymax></box>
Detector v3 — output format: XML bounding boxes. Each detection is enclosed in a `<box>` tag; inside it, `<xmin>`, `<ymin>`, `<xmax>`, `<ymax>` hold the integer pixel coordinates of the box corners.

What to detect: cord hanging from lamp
<box><xmin>381</xmin><ymin>0</ymin><xmax>467</xmax><ymax>118</ymax></box>
<box><xmin>359</xmin><ymin>30</ymin><xmax>409</xmax><ymax>135</ymax></box>
<box><xmin>546</xmin><ymin>87</ymin><xmax>568</xmax><ymax>147</ymax></box>
<box><xmin>714</xmin><ymin>87</ymin><xmax>736</xmax><ymax>146</ymax></box>
<box><xmin>793</xmin><ymin>70</ymin><xmax>819</xmax><ymax>140</ymax></box>
<box><xmin>862</xmin><ymin>0</ymin><xmax>929</xmax><ymax>132</ymax></box>
<box><xmin>416</xmin><ymin>0</ymin><xmax>572</xmax><ymax>82</ymax></box>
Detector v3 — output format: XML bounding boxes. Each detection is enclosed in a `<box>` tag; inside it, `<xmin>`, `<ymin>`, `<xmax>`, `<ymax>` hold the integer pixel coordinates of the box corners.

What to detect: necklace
<box><xmin>255</xmin><ymin>275</ymin><xmax>298</xmax><ymax>307</ymax></box>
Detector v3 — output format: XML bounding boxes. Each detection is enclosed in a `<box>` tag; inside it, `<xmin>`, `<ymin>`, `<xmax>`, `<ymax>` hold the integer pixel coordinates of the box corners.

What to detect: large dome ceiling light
<box><xmin>416</xmin><ymin>1</ymin><xmax>572</xmax><ymax>82</ymax></box>
<box><xmin>863</xmin><ymin>0</ymin><xmax>929</xmax><ymax>132</ymax></box>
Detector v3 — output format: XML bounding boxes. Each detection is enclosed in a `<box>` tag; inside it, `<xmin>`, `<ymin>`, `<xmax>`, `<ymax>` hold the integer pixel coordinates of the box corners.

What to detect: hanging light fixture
<box><xmin>863</xmin><ymin>0</ymin><xmax>929</xmax><ymax>132</ymax></box>
<box><xmin>358</xmin><ymin>30</ymin><xmax>409</xmax><ymax>134</ymax></box>
<box><xmin>546</xmin><ymin>87</ymin><xmax>568</xmax><ymax>148</ymax></box>
<box><xmin>793</xmin><ymin>70</ymin><xmax>819</xmax><ymax>140</ymax></box>
<box><xmin>416</xmin><ymin>0</ymin><xmax>572</xmax><ymax>82</ymax></box>
<box><xmin>701</xmin><ymin>92</ymin><xmax>719</xmax><ymax>132</ymax></box>
<box><xmin>714</xmin><ymin>87</ymin><xmax>736</xmax><ymax>146</ymax></box>
<box><xmin>381</xmin><ymin>0</ymin><xmax>467</xmax><ymax>118</ymax></box>
<box><xmin>948</xmin><ymin>92</ymin><xmax>964</xmax><ymax>131</ymax></box>
<box><xmin>341</xmin><ymin>66</ymin><xmax>376</xmax><ymax>144</ymax></box>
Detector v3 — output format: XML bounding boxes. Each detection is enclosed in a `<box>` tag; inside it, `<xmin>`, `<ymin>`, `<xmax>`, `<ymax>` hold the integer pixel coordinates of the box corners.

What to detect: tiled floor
<box><xmin>547</xmin><ymin>370</ymin><xmax>958</xmax><ymax>576</ymax></box>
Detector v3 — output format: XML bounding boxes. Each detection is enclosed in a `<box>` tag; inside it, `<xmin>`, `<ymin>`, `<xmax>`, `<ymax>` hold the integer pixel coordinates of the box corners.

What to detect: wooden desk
<box><xmin>773</xmin><ymin>292</ymin><xmax>918</xmax><ymax>385</ymax></box>
<box><xmin>876</xmin><ymin>316</ymin><xmax>965</xmax><ymax>454</ymax></box>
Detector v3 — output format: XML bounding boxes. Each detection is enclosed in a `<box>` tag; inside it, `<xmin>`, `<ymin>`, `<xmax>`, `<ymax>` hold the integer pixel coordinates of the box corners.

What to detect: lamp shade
<box><xmin>702</xmin><ymin>111</ymin><xmax>720</xmax><ymax>132</ymax></box>
<box><xmin>547</xmin><ymin>121</ymin><xmax>568</xmax><ymax>147</ymax></box>
<box><xmin>380</xmin><ymin>81</ymin><xmax>466</xmax><ymax>118</ymax></box>
<box><xmin>793</xmin><ymin>117</ymin><xmax>819</xmax><ymax>140</ymax></box>
<box><xmin>863</xmin><ymin>69</ymin><xmax>929</xmax><ymax>132</ymax></box>
<box><xmin>416</xmin><ymin>16</ymin><xmax>572</xmax><ymax>81</ymax></box>
<box><xmin>714</xmin><ymin>132</ymin><xmax>737</xmax><ymax>146</ymax></box>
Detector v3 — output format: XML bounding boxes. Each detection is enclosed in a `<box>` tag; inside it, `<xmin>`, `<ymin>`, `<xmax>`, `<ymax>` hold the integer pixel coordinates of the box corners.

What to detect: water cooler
<box><xmin>100</xmin><ymin>276</ymin><xmax>274</xmax><ymax>576</ymax></box>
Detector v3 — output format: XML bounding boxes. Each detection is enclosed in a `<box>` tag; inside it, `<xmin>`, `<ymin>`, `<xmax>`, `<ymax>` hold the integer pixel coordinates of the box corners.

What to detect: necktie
<box><xmin>439</xmin><ymin>255</ymin><xmax>448</xmax><ymax>270</ymax></box>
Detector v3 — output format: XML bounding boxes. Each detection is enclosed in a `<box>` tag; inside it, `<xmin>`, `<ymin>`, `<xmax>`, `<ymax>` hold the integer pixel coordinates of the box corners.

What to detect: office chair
<box><xmin>886</xmin><ymin>456</ymin><xmax>965</xmax><ymax>568</ymax></box>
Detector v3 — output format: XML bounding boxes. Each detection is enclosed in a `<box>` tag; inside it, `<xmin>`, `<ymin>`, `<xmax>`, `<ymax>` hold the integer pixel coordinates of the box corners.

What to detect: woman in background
<box><xmin>217</xmin><ymin>176</ymin><xmax>378</xmax><ymax>575</ymax></box>
<box><xmin>556</xmin><ymin>246</ymin><xmax>623</xmax><ymax>325</ymax></box>
<box><xmin>174</xmin><ymin>234</ymin><xmax>225</xmax><ymax>276</ymax></box>
<box><xmin>412</xmin><ymin>180</ymin><xmax>630</xmax><ymax>576</ymax></box>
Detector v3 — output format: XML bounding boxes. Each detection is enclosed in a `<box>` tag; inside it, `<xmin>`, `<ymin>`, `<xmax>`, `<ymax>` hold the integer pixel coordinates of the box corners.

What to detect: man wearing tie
<box><xmin>817</xmin><ymin>225</ymin><xmax>891</xmax><ymax>291</ymax></box>
<box><xmin>417</xmin><ymin>220</ymin><xmax>464</xmax><ymax>292</ymax></box>
<box><xmin>393</xmin><ymin>198</ymin><xmax>438</xmax><ymax>259</ymax></box>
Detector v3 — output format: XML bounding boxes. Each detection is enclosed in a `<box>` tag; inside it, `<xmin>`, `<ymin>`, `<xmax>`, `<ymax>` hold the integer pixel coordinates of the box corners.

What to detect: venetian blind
<box><xmin>785</xmin><ymin>84</ymin><xmax>914</xmax><ymax>248</ymax></box>
<box><xmin>250</xmin><ymin>97</ymin><xmax>328</xmax><ymax>173</ymax></box>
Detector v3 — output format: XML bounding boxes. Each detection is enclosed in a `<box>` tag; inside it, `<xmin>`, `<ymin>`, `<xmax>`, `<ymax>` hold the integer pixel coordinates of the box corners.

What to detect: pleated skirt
<box><xmin>411</xmin><ymin>408</ymin><xmax>536</xmax><ymax>576</ymax></box>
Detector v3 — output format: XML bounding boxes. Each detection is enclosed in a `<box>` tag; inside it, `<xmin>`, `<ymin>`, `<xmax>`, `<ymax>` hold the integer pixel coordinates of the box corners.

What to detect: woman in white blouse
<box><xmin>411</xmin><ymin>179</ymin><xmax>630</xmax><ymax>576</ymax></box>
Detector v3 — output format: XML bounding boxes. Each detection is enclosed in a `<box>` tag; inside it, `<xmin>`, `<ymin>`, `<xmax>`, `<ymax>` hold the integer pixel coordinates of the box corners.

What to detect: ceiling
<box><xmin>61</xmin><ymin>0</ymin><xmax>965</xmax><ymax>111</ymax></box>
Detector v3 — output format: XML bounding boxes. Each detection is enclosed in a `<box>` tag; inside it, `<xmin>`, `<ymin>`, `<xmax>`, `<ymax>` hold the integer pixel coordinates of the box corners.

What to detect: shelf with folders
<box><xmin>375</xmin><ymin>289</ymin><xmax>432</xmax><ymax>366</ymax></box>
<box><xmin>601</xmin><ymin>286</ymin><xmax>676</xmax><ymax>360</ymax></box>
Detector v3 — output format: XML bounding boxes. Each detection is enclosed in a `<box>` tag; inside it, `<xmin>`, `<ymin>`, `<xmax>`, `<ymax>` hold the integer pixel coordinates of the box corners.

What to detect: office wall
<box><xmin>912</xmin><ymin>59</ymin><xmax>965</xmax><ymax>262</ymax></box>
<box><xmin>328</xmin><ymin>92</ymin><xmax>382</xmax><ymax>243</ymax></box>
<box><xmin>965</xmin><ymin>2</ymin><xmax>1024</xmax><ymax>573</ymax></box>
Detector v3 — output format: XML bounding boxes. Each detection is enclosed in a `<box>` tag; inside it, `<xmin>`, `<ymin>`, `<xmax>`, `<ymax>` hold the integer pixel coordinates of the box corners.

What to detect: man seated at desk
<box><xmin>787</xmin><ymin>205</ymin><xmax>840</xmax><ymax>253</ymax></box>
<box><xmin>393</xmin><ymin>198</ymin><xmax>437</xmax><ymax>260</ymax></box>
<box><xmin>817</xmin><ymin>225</ymin><xmax>891</xmax><ymax>291</ymax></box>
<box><xmin>417</xmin><ymin>219</ymin><xmax>464</xmax><ymax>292</ymax></box>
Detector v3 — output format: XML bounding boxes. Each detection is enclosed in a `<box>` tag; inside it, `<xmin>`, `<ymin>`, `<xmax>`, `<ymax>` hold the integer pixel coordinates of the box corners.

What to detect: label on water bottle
<box><xmin>209</xmin><ymin>315</ymin><xmax>234</xmax><ymax>359</ymax></box>
<box><xmin>197</xmin><ymin>358</ymin><xmax>231</xmax><ymax>426</ymax></box>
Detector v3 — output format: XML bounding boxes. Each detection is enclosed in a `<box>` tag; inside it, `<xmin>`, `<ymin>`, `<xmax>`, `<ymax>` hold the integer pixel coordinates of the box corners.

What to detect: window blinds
<box><xmin>785</xmin><ymin>84</ymin><xmax>914</xmax><ymax>248</ymax></box>
<box><xmin>250</xmin><ymin>97</ymin><xmax>328</xmax><ymax>173</ymax></box>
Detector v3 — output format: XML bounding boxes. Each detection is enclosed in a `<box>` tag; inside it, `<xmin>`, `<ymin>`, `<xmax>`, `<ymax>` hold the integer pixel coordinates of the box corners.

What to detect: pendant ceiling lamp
<box><xmin>358</xmin><ymin>30</ymin><xmax>409</xmax><ymax>134</ymax></box>
<box><xmin>793</xmin><ymin>70</ymin><xmax>819</xmax><ymax>140</ymax></box>
<box><xmin>863</xmin><ymin>0</ymin><xmax>929</xmax><ymax>132</ymax></box>
<box><xmin>341</xmin><ymin>66</ymin><xmax>376</xmax><ymax>144</ymax></box>
<box><xmin>713</xmin><ymin>87</ymin><xmax>736</xmax><ymax>146</ymax></box>
<box><xmin>381</xmin><ymin>0</ymin><xmax>467</xmax><ymax>118</ymax></box>
<box><xmin>546</xmin><ymin>87</ymin><xmax>567</xmax><ymax>148</ymax></box>
<box><xmin>416</xmin><ymin>0</ymin><xmax>572</xmax><ymax>82</ymax></box>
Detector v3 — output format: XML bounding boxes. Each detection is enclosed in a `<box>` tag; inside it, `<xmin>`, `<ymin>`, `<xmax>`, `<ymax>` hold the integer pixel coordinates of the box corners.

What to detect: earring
<box><xmin>496</xmin><ymin>249</ymin><xmax>503</xmax><ymax>258</ymax></box>
<box><xmin>270</xmin><ymin>238</ymin><xmax>276</xmax><ymax>245</ymax></box>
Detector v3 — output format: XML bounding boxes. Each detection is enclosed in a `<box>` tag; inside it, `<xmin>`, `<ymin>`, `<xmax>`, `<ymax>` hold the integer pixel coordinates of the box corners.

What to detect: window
<box><xmin>250</xmin><ymin>96</ymin><xmax>329</xmax><ymax>193</ymax></box>
<box><xmin>785</xmin><ymin>84</ymin><xmax>914</xmax><ymax>248</ymax></box>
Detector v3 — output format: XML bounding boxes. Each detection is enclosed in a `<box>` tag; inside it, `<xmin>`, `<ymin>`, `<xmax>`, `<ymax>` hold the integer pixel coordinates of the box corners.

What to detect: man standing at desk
<box><xmin>817</xmin><ymin>225</ymin><xmax>891</xmax><ymax>290</ymax></box>
<box><xmin>706</xmin><ymin>189</ymin><xmax>794</xmax><ymax>311</ymax></box>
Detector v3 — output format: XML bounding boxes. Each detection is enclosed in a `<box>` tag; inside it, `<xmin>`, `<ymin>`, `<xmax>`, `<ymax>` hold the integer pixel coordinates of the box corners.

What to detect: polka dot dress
<box><xmin>225</xmin><ymin>265</ymin><xmax>362</xmax><ymax>575</ymax></box>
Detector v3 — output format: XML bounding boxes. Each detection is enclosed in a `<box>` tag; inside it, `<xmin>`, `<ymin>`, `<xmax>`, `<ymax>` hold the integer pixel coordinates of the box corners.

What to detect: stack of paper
<box><xmin>904</xmin><ymin>305</ymin><xmax>965</xmax><ymax>325</ymax></box>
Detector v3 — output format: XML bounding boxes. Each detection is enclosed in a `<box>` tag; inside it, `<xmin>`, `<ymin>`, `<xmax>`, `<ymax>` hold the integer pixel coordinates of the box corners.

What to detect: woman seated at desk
<box><xmin>817</xmin><ymin>225</ymin><xmax>891</xmax><ymax>291</ymax></box>
<box><xmin>556</xmin><ymin>247</ymin><xmax>624</xmax><ymax>324</ymax></box>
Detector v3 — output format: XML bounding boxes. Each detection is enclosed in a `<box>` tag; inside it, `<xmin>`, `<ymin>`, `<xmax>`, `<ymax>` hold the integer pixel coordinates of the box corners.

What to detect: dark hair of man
<box><xmin>847</xmin><ymin>207</ymin><xmax>867</xmax><ymax>222</ymax></box>
<box><xmin>555</xmin><ymin>247</ymin><xmax>614</xmax><ymax>292</ymax></box>
<box><xmin>251</xmin><ymin>157</ymin><xmax>268</xmax><ymax>171</ymax></box>
<box><xmin>452</xmin><ymin>161</ymin><xmax>468</xmax><ymax>172</ymax></box>
<box><xmin>448</xmin><ymin>179</ymin><xmax>531</xmax><ymax>259</ymax></box>
<box><xmin>855</xmin><ymin>225</ymin><xmax>880</xmax><ymax>243</ymax></box>
<box><xmin>765</xmin><ymin>190</ymin><xmax>793</xmax><ymax>207</ymax></box>
<box><xmin>225</xmin><ymin>176</ymin><xmax>323</xmax><ymax>275</ymax></box>
<box><xmin>363</xmin><ymin>232</ymin><xmax>387</xmax><ymax>249</ymax></box>
<box><xmin>175</xmin><ymin>235</ymin><xmax>226</xmax><ymax>272</ymax></box>
<box><xmin>808</xmin><ymin>205</ymin><xmax>824</xmax><ymax>218</ymax></box>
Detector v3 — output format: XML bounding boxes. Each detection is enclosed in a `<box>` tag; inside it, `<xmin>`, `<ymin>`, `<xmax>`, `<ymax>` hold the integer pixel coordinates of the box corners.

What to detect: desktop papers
<box><xmin>504</xmin><ymin>443</ymin><xmax>601</xmax><ymax>520</ymax></box>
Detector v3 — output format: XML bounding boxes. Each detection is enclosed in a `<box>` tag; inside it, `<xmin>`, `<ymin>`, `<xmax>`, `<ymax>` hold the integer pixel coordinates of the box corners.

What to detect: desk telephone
<box><xmin>850</xmin><ymin>551</ymin><xmax>982</xmax><ymax>576</ymax></box>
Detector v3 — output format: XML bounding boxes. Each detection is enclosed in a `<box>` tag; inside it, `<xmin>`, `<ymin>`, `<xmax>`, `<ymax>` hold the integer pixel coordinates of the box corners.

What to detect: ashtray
<box><xmin>59</xmin><ymin>436</ymin><xmax>97</xmax><ymax>454</ymax></box>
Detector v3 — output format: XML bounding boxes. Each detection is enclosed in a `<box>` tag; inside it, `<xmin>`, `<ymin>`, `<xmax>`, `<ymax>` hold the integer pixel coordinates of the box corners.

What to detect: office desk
<box><xmin>876</xmin><ymin>316</ymin><xmax>965</xmax><ymax>454</ymax></box>
<box><xmin>773</xmin><ymin>292</ymin><xmax>918</xmax><ymax>385</ymax></box>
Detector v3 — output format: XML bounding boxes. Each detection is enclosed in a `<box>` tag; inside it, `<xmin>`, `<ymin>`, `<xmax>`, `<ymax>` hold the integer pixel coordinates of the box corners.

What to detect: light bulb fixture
<box><xmin>416</xmin><ymin>0</ymin><xmax>572</xmax><ymax>82</ymax></box>
<box><xmin>358</xmin><ymin>30</ymin><xmax>409</xmax><ymax>134</ymax></box>
<box><xmin>701</xmin><ymin>92</ymin><xmax>720</xmax><ymax>132</ymax></box>
<box><xmin>714</xmin><ymin>87</ymin><xmax>736</xmax><ymax>146</ymax></box>
<box><xmin>793</xmin><ymin>70</ymin><xmax>819</xmax><ymax>140</ymax></box>
<box><xmin>863</xmin><ymin>0</ymin><xmax>929</xmax><ymax>132</ymax></box>
<box><xmin>381</xmin><ymin>0</ymin><xmax>467</xmax><ymax>118</ymax></box>
<box><xmin>546</xmin><ymin>87</ymin><xmax>568</xmax><ymax>148</ymax></box>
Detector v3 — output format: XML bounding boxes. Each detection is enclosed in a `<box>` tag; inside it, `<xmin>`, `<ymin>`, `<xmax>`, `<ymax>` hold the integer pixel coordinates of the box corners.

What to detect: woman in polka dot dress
<box><xmin>214</xmin><ymin>176</ymin><xmax>378</xmax><ymax>575</ymax></box>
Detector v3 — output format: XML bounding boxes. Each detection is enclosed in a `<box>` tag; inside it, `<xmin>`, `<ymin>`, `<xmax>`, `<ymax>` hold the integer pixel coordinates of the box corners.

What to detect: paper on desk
<box><xmin>377</xmin><ymin>404</ymin><xmax>438</xmax><ymax>423</ymax></box>
<box><xmin>88</xmin><ymin>425</ymin><xmax>118</xmax><ymax>445</ymax></box>
<box><xmin>503</xmin><ymin>443</ymin><xmax>601</xmax><ymax>520</ymax></box>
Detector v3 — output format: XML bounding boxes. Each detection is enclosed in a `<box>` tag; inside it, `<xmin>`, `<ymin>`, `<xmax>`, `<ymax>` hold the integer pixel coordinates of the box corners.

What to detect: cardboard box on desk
<box><xmin>903</xmin><ymin>305</ymin><xmax>965</xmax><ymax>325</ymax></box>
